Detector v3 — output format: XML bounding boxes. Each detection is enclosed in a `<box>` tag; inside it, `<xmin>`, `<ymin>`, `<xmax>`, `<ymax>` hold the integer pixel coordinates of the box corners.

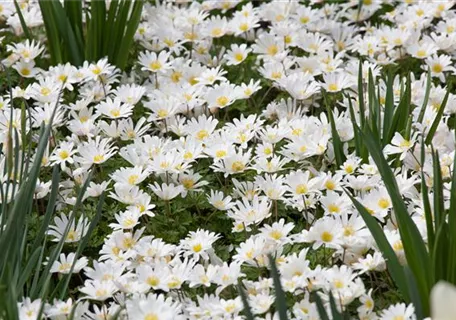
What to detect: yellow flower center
<box><xmin>171</xmin><ymin>71</ymin><xmax>182</xmax><ymax>83</ymax></box>
<box><xmin>270</xmin><ymin>230</ymin><xmax>283</xmax><ymax>240</ymax></box>
<box><xmin>196</xmin><ymin>129</ymin><xmax>209</xmax><ymax>140</ymax></box>
<box><xmin>149</xmin><ymin>61</ymin><xmax>162</xmax><ymax>71</ymax></box>
<box><xmin>416</xmin><ymin>49</ymin><xmax>426</xmax><ymax>58</ymax></box>
<box><xmin>325</xmin><ymin>180</ymin><xmax>336</xmax><ymax>190</ymax></box>
<box><xmin>343</xmin><ymin>226</ymin><xmax>354</xmax><ymax>236</ymax></box>
<box><xmin>378</xmin><ymin>198</ymin><xmax>390</xmax><ymax>209</ymax></box>
<box><xmin>41</xmin><ymin>87</ymin><xmax>51</xmax><ymax>96</ymax></box>
<box><xmin>239</xmin><ymin>23</ymin><xmax>249</xmax><ymax>32</ymax></box>
<box><xmin>231</xmin><ymin>161</ymin><xmax>245</xmax><ymax>172</ymax></box>
<box><xmin>334</xmin><ymin>279</ymin><xmax>344</xmax><ymax>288</ymax></box>
<box><xmin>146</xmin><ymin>276</ymin><xmax>160</xmax><ymax>287</ymax></box>
<box><xmin>59</xmin><ymin>262</ymin><xmax>71</xmax><ymax>272</ymax></box>
<box><xmin>144</xmin><ymin>314</ymin><xmax>158</xmax><ymax>320</ymax></box>
<box><xmin>67</xmin><ymin>230</ymin><xmax>77</xmax><ymax>241</ymax></box>
<box><xmin>93</xmin><ymin>154</ymin><xmax>105</xmax><ymax>163</ymax></box>
<box><xmin>128</xmin><ymin>174</ymin><xmax>138</xmax><ymax>185</ymax></box>
<box><xmin>271</xmin><ymin>71</ymin><xmax>282</xmax><ymax>79</ymax></box>
<box><xmin>393</xmin><ymin>240</ymin><xmax>403</xmax><ymax>251</ymax></box>
<box><xmin>110</xmin><ymin>109</ymin><xmax>120</xmax><ymax>117</ymax></box>
<box><xmin>432</xmin><ymin>63</ymin><xmax>443</xmax><ymax>73</ymax></box>
<box><xmin>234</xmin><ymin>52</ymin><xmax>244</xmax><ymax>62</ymax></box>
<box><xmin>328</xmin><ymin>83</ymin><xmax>339</xmax><ymax>91</ymax></box>
<box><xmin>345</xmin><ymin>165</ymin><xmax>354</xmax><ymax>174</ymax></box>
<box><xmin>59</xmin><ymin>150</ymin><xmax>69</xmax><ymax>160</ymax></box>
<box><xmin>123</xmin><ymin>218</ymin><xmax>135</xmax><ymax>227</ymax></box>
<box><xmin>182</xmin><ymin>178</ymin><xmax>195</xmax><ymax>189</ymax></box>
<box><xmin>21</xmin><ymin>68</ymin><xmax>31</xmax><ymax>76</ymax></box>
<box><xmin>164</xmin><ymin>38</ymin><xmax>175</xmax><ymax>47</ymax></box>
<box><xmin>400</xmin><ymin>140</ymin><xmax>411</xmax><ymax>148</ymax></box>
<box><xmin>321</xmin><ymin>231</ymin><xmax>333</xmax><ymax>242</ymax></box>
<box><xmin>192</xmin><ymin>243</ymin><xmax>202</xmax><ymax>252</ymax></box>
<box><xmin>216</xmin><ymin>150</ymin><xmax>227</xmax><ymax>158</ymax></box>
<box><xmin>296</xmin><ymin>184</ymin><xmax>308</xmax><ymax>195</ymax></box>
<box><xmin>211</xmin><ymin>28</ymin><xmax>223</xmax><ymax>37</ymax></box>
<box><xmin>267</xmin><ymin>45</ymin><xmax>279</xmax><ymax>56</ymax></box>
<box><xmin>157</xmin><ymin>109</ymin><xmax>168</xmax><ymax>118</ymax></box>
<box><xmin>167</xmin><ymin>277</ymin><xmax>181</xmax><ymax>289</ymax></box>
<box><xmin>92</xmin><ymin>66</ymin><xmax>102</xmax><ymax>75</ymax></box>
<box><xmin>112</xmin><ymin>247</ymin><xmax>120</xmax><ymax>255</ymax></box>
<box><xmin>328</xmin><ymin>204</ymin><xmax>341</xmax><ymax>214</ymax></box>
<box><xmin>217</xmin><ymin>96</ymin><xmax>229</xmax><ymax>107</ymax></box>
<box><xmin>95</xmin><ymin>289</ymin><xmax>107</xmax><ymax>297</ymax></box>
<box><xmin>300</xmin><ymin>16</ymin><xmax>310</xmax><ymax>24</ymax></box>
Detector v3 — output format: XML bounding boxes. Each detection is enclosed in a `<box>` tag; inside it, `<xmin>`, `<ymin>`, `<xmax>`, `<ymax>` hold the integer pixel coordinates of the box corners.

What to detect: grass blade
<box><xmin>238</xmin><ymin>280</ymin><xmax>255</xmax><ymax>320</ymax></box>
<box><xmin>268</xmin><ymin>254</ymin><xmax>288</xmax><ymax>320</ymax></box>
<box><xmin>13</xmin><ymin>0</ymin><xmax>32</xmax><ymax>40</ymax></box>
<box><xmin>425</xmin><ymin>86</ymin><xmax>450</xmax><ymax>145</ymax></box>
<box><xmin>347</xmin><ymin>190</ymin><xmax>410</xmax><ymax>302</ymax></box>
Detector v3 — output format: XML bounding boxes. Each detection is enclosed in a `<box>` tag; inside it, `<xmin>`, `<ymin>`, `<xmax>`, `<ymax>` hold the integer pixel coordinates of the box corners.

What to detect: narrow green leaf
<box><xmin>387</xmin><ymin>75</ymin><xmax>411</xmax><ymax>143</ymax></box>
<box><xmin>39</xmin><ymin>1</ymin><xmax>63</xmax><ymax>64</ymax></box>
<box><xmin>313</xmin><ymin>292</ymin><xmax>330</xmax><ymax>320</ymax></box>
<box><xmin>404</xmin><ymin>266</ymin><xmax>424</xmax><ymax>320</ymax></box>
<box><xmin>13</xmin><ymin>0</ymin><xmax>32</xmax><ymax>40</ymax></box>
<box><xmin>238</xmin><ymin>280</ymin><xmax>255</xmax><ymax>320</ymax></box>
<box><xmin>382</xmin><ymin>70</ymin><xmax>394</xmax><ymax>145</ymax></box>
<box><xmin>31</xmin><ymin>166</ymin><xmax>60</xmax><ymax>253</ymax></box>
<box><xmin>268</xmin><ymin>254</ymin><xmax>288</xmax><ymax>320</ymax></box>
<box><xmin>448</xmin><ymin>130</ymin><xmax>456</xmax><ymax>282</ymax></box>
<box><xmin>417</xmin><ymin>68</ymin><xmax>432</xmax><ymax>124</ymax></box>
<box><xmin>347</xmin><ymin>95</ymin><xmax>363</xmax><ymax>158</ymax></box>
<box><xmin>325</xmin><ymin>99</ymin><xmax>345</xmax><ymax>167</ymax></box>
<box><xmin>64</xmin><ymin>0</ymin><xmax>84</xmax><ymax>50</ymax></box>
<box><xmin>50</xmin><ymin>0</ymin><xmax>83</xmax><ymax>65</ymax></box>
<box><xmin>58</xmin><ymin>192</ymin><xmax>105</xmax><ymax>299</ymax></box>
<box><xmin>358</xmin><ymin>125</ymin><xmax>432</xmax><ymax>315</ymax></box>
<box><xmin>347</xmin><ymin>190</ymin><xmax>410</xmax><ymax>302</ymax></box>
<box><xmin>115</xmin><ymin>0</ymin><xmax>143</xmax><ymax>69</ymax></box>
<box><xmin>432</xmin><ymin>149</ymin><xmax>444</xmax><ymax>230</ymax></box>
<box><xmin>425</xmin><ymin>86</ymin><xmax>450</xmax><ymax>145</ymax></box>
<box><xmin>358</xmin><ymin>60</ymin><xmax>366</xmax><ymax>129</ymax></box>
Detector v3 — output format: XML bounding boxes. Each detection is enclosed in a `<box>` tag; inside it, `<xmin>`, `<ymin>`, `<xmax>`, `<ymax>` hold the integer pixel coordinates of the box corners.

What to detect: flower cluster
<box><xmin>2</xmin><ymin>0</ymin><xmax>456</xmax><ymax>319</ymax></box>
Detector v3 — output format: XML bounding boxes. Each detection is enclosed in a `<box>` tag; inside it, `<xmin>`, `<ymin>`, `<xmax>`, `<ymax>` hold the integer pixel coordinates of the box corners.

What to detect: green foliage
<box><xmin>0</xmin><ymin>73</ymin><xmax>104</xmax><ymax>319</ymax></box>
<box><xmin>345</xmin><ymin>116</ymin><xmax>456</xmax><ymax>318</ymax></box>
<box><xmin>38</xmin><ymin>0</ymin><xmax>143</xmax><ymax>70</ymax></box>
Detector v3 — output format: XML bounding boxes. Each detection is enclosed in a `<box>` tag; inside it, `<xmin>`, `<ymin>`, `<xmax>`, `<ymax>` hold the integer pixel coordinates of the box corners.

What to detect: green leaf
<box><xmin>238</xmin><ymin>280</ymin><xmax>255</xmax><ymax>320</ymax></box>
<box><xmin>448</xmin><ymin>129</ymin><xmax>456</xmax><ymax>282</ymax></box>
<box><xmin>115</xmin><ymin>0</ymin><xmax>143</xmax><ymax>69</ymax></box>
<box><xmin>386</xmin><ymin>75</ymin><xmax>411</xmax><ymax>143</ymax></box>
<box><xmin>13</xmin><ymin>0</ymin><xmax>32</xmax><ymax>40</ymax></box>
<box><xmin>58</xmin><ymin>192</ymin><xmax>105</xmax><ymax>299</ymax></box>
<box><xmin>39</xmin><ymin>1</ymin><xmax>63</xmax><ymax>65</ymax></box>
<box><xmin>425</xmin><ymin>86</ymin><xmax>450</xmax><ymax>145</ymax></box>
<box><xmin>48</xmin><ymin>0</ymin><xmax>84</xmax><ymax>66</ymax></box>
<box><xmin>382</xmin><ymin>70</ymin><xmax>394</xmax><ymax>145</ymax></box>
<box><xmin>268</xmin><ymin>254</ymin><xmax>288</xmax><ymax>320</ymax></box>
<box><xmin>325</xmin><ymin>99</ymin><xmax>346</xmax><ymax>167</ymax></box>
<box><xmin>404</xmin><ymin>266</ymin><xmax>424</xmax><ymax>320</ymax></box>
<box><xmin>346</xmin><ymin>190</ymin><xmax>410</xmax><ymax>302</ymax></box>
<box><xmin>417</xmin><ymin>68</ymin><xmax>432</xmax><ymax>124</ymax></box>
<box><xmin>313</xmin><ymin>292</ymin><xmax>330</xmax><ymax>320</ymax></box>
<box><xmin>357</xmin><ymin>125</ymin><xmax>432</xmax><ymax>315</ymax></box>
